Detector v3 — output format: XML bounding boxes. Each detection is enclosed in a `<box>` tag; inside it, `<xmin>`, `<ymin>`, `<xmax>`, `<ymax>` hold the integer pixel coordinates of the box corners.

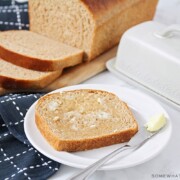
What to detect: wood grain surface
<box><xmin>0</xmin><ymin>46</ymin><xmax>118</xmax><ymax>95</ymax></box>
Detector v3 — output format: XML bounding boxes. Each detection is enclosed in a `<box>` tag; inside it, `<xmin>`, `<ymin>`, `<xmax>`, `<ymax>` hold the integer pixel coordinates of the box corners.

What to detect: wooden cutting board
<box><xmin>0</xmin><ymin>46</ymin><xmax>118</xmax><ymax>95</ymax></box>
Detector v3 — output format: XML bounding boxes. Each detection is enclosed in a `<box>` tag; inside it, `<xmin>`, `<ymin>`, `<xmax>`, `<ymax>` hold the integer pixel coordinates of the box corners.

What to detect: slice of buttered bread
<box><xmin>35</xmin><ymin>89</ymin><xmax>138</xmax><ymax>152</ymax></box>
<box><xmin>0</xmin><ymin>30</ymin><xmax>83</xmax><ymax>71</ymax></box>
<box><xmin>0</xmin><ymin>59</ymin><xmax>62</xmax><ymax>89</ymax></box>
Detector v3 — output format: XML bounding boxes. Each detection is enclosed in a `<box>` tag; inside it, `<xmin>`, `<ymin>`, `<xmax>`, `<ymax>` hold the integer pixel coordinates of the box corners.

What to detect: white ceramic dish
<box><xmin>24</xmin><ymin>84</ymin><xmax>172</xmax><ymax>170</ymax></box>
<box><xmin>107</xmin><ymin>58</ymin><xmax>180</xmax><ymax>111</ymax></box>
<box><xmin>114</xmin><ymin>21</ymin><xmax>180</xmax><ymax>107</ymax></box>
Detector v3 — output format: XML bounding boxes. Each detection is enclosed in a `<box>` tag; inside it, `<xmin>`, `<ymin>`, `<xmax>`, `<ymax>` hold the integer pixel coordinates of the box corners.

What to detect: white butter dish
<box><xmin>106</xmin><ymin>21</ymin><xmax>180</xmax><ymax>109</ymax></box>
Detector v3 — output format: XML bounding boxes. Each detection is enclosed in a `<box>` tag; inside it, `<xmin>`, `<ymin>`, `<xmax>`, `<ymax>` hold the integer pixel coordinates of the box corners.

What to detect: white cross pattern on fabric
<box><xmin>1</xmin><ymin>148</ymin><xmax>31</xmax><ymax>180</ymax></box>
<box><xmin>11</xmin><ymin>0</ymin><xmax>22</xmax><ymax>29</ymax></box>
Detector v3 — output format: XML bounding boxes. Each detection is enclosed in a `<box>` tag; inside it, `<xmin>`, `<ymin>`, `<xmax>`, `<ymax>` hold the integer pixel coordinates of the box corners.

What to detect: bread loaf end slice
<box><xmin>35</xmin><ymin>89</ymin><xmax>138</xmax><ymax>152</ymax></box>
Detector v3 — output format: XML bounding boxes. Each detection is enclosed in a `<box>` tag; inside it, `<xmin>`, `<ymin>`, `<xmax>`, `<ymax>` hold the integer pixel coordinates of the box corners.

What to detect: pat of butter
<box><xmin>145</xmin><ymin>114</ymin><xmax>166</xmax><ymax>132</ymax></box>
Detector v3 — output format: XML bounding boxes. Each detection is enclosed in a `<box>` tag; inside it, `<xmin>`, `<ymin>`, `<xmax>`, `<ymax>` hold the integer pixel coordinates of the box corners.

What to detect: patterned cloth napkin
<box><xmin>0</xmin><ymin>93</ymin><xmax>60</xmax><ymax>180</ymax></box>
<box><xmin>0</xmin><ymin>1</ymin><xmax>61</xmax><ymax>179</ymax></box>
<box><xmin>0</xmin><ymin>0</ymin><xmax>29</xmax><ymax>31</ymax></box>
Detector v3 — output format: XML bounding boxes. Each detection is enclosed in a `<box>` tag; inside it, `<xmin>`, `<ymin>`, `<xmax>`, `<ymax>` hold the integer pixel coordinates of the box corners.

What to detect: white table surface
<box><xmin>50</xmin><ymin>71</ymin><xmax>180</xmax><ymax>180</ymax></box>
<box><xmin>51</xmin><ymin>1</ymin><xmax>180</xmax><ymax>179</ymax></box>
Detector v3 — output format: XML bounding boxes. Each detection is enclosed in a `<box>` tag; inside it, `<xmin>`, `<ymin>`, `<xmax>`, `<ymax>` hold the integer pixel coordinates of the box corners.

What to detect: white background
<box><xmin>155</xmin><ymin>0</ymin><xmax>180</xmax><ymax>24</ymax></box>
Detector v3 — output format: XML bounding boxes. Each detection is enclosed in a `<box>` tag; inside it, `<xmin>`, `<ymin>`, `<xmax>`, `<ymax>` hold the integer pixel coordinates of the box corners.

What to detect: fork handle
<box><xmin>68</xmin><ymin>144</ymin><xmax>131</xmax><ymax>180</ymax></box>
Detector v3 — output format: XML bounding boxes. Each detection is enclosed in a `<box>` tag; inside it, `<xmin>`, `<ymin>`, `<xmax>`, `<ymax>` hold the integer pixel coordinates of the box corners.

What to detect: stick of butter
<box><xmin>145</xmin><ymin>114</ymin><xmax>166</xmax><ymax>132</ymax></box>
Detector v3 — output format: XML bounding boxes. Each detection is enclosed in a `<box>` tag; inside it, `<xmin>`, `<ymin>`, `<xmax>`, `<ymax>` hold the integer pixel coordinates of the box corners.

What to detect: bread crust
<box><xmin>0</xmin><ymin>70</ymin><xmax>61</xmax><ymax>90</ymax></box>
<box><xmin>80</xmin><ymin>0</ymin><xmax>158</xmax><ymax>26</ymax></box>
<box><xmin>0</xmin><ymin>58</ymin><xmax>62</xmax><ymax>89</ymax></box>
<box><xmin>35</xmin><ymin>89</ymin><xmax>138</xmax><ymax>152</ymax></box>
<box><xmin>81</xmin><ymin>0</ymin><xmax>134</xmax><ymax>24</ymax></box>
<box><xmin>0</xmin><ymin>44</ymin><xmax>83</xmax><ymax>71</ymax></box>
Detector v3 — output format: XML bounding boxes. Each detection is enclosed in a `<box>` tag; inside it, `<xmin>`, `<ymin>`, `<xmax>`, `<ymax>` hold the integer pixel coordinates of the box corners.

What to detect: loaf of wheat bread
<box><xmin>29</xmin><ymin>0</ymin><xmax>158</xmax><ymax>61</ymax></box>
<box><xmin>0</xmin><ymin>58</ymin><xmax>62</xmax><ymax>89</ymax></box>
<box><xmin>0</xmin><ymin>30</ymin><xmax>83</xmax><ymax>71</ymax></box>
<box><xmin>35</xmin><ymin>89</ymin><xmax>138</xmax><ymax>152</ymax></box>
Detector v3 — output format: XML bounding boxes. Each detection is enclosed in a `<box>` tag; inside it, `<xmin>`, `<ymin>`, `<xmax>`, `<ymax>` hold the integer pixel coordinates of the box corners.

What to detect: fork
<box><xmin>68</xmin><ymin>127</ymin><xmax>163</xmax><ymax>180</ymax></box>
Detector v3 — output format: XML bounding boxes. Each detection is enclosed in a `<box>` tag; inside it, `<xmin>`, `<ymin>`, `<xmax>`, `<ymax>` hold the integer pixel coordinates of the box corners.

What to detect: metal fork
<box><xmin>68</xmin><ymin>127</ymin><xmax>164</xmax><ymax>180</ymax></box>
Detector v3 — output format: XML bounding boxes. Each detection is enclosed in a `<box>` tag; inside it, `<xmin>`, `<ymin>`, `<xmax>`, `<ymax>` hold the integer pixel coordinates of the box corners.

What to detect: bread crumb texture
<box><xmin>35</xmin><ymin>89</ymin><xmax>138</xmax><ymax>151</ymax></box>
<box><xmin>0</xmin><ymin>30</ymin><xmax>82</xmax><ymax>60</ymax></box>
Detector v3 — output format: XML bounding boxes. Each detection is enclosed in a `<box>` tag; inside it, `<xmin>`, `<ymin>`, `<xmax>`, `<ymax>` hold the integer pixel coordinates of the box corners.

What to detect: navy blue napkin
<box><xmin>0</xmin><ymin>1</ymin><xmax>61</xmax><ymax>179</ymax></box>
<box><xmin>0</xmin><ymin>93</ymin><xmax>61</xmax><ymax>179</ymax></box>
<box><xmin>0</xmin><ymin>0</ymin><xmax>29</xmax><ymax>31</ymax></box>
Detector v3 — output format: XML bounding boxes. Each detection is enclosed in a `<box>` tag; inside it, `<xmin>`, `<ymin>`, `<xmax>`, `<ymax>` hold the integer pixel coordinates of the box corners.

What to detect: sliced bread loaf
<box><xmin>0</xmin><ymin>58</ymin><xmax>62</xmax><ymax>89</ymax></box>
<box><xmin>29</xmin><ymin>0</ymin><xmax>158</xmax><ymax>60</ymax></box>
<box><xmin>35</xmin><ymin>89</ymin><xmax>138</xmax><ymax>152</ymax></box>
<box><xmin>0</xmin><ymin>30</ymin><xmax>83</xmax><ymax>71</ymax></box>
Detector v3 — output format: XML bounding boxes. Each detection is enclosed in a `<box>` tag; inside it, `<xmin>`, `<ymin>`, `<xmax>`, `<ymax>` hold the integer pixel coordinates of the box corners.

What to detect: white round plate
<box><xmin>24</xmin><ymin>84</ymin><xmax>172</xmax><ymax>170</ymax></box>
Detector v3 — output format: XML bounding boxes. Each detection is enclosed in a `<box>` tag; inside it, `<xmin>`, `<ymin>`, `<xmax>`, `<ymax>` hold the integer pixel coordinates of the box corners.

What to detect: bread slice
<box><xmin>29</xmin><ymin>0</ymin><xmax>158</xmax><ymax>61</ymax></box>
<box><xmin>0</xmin><ymin>58</ymin><xmax>62</xmax><ymax>89</ymax></box>
<box><xmin>35</xmin><ymin>89</ymin><xmax>138</xmax><ymax>152</ymax></box>
<box><xmin>0</xmin><ymin>30</ymin><xmax>83</xmax><ymax>71</ymax></box>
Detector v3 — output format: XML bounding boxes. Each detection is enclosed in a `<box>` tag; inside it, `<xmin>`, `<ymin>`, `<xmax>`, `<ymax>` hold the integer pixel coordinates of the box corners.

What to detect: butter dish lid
<box><xmin>107</xmin><ymin>21</ymin><xmax>180</xmax><ymax>110</ymax></box>
<box><xmin>116</xmin><ymin>21</ymin><xmax>180</xmax><ymax>62</ymax></box>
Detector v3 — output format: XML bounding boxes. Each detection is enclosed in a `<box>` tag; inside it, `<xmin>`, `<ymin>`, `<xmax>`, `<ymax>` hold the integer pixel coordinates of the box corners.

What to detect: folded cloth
<box><xmin>0</xmin><ymin>93</ymin><xmax>60</xmax><ymax>179</ymax></box>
